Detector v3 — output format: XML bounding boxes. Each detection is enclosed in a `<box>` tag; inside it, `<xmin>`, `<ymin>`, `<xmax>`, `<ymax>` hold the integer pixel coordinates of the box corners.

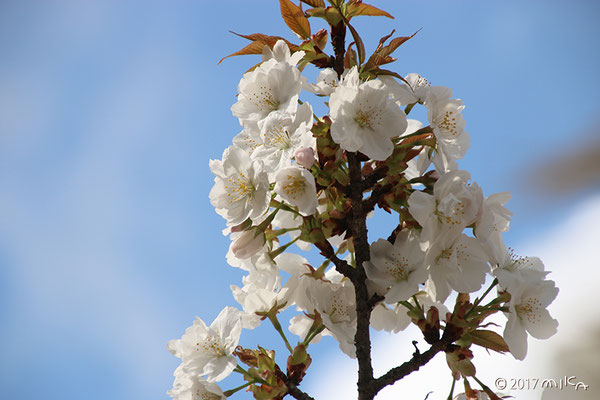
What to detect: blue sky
<box><xmin>0</xmin><ymin>1</ymin><xmax>599</xmax><ymax>399</ymax></box>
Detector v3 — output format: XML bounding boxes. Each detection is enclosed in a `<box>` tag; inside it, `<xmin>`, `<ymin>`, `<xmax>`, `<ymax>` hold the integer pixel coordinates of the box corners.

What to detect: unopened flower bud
<box><xmin>295</xmin><ymin>147</ymin><xmax>316</xmax><ymax>169</ymax></box>
<box><xmin>230</xmin><ymin>229</ymin><xmax>266</xmax><ymax>259</ymax></box>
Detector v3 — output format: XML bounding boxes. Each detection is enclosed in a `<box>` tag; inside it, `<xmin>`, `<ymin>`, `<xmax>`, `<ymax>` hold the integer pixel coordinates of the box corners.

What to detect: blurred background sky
<box><xmin>0</xmin><ymin>1</ymin><xmax>599</xmax><ymax>399</ymax></box>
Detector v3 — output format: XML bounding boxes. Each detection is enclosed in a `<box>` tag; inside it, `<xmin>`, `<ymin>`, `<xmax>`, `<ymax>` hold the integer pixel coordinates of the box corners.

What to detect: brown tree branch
<box><xmin>371</xmin><ymin>330</ymin><xmax>458</xmax><ymax>394</ymax></box>
<box><xmin>330</xmin><ymin>19</ymin><xmax>379</xmax><ymax>400</ymax></box>
<box><xmin>346</xmin><ymin>152</ymin><xmax>377</xmax><ymax>400</ymax></box>
<box><xmin>330</xmin><ymin>21</ymin><xmax>346</xmax><ymax>77</ymax></box>
<box><xmin>361</xmin><ymin>165</ymin><xmax>389</xmax><ymax>192</ymax></box>
<box><xmin>315</xmin><ymin>239</ymin><xmax>354</xmax><ymax>278</ymax></box>
<box><xmin>287</xmin><ymin>382</ymin><xmax>315</xmax><ymax>400</ymax></box>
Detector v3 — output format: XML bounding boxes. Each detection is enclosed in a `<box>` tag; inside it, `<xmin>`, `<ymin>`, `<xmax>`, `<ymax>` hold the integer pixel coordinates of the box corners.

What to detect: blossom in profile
<box><xmin>261</xmin><ymin>39</ymin><xmax>305</xmax><ymax>66</ymax></box>
<box><xmin>425</xmin><ymin>89</ymin><xmax>470</xmax><ymax>171</ymax></box>
<box><xmin>370</xmin><ymin>302</ymin><xmax>411</xmax><ymax>333</ymax></box>
<box><xmin>503</xmin><ymin>278</ymin><xmax>559</xmax><ymax>360</ymax></box>
<box><xmin>168</xmin><ymin>366</ymin><xmax>226</xmax><ymax>400</ymax></box>
<box><xmin>475</xmin><ymin>192</ymin><xmax>513</xmax><ymax>265</ymax></box>
<box><xmin>308</xmin><ymin>279</ymin><xmax>357</xmax><ymax>358</ymax></box>
<box><xmin>329</xmin><ymin>67</ymin><xmax>407</xmax><ymax>160</ymax></box>
<box><xmin>492</xmin><ymin>249</ymin><xmax>549</xmax><ymax>293</ymax></box>
<box><xmin>381</xmin><ymin>72</ymin><xmax>433</xmax><ymax>106</ymax></box>
<box><xmin>306</xmin><ymin>68</ymin><xmax>339</xmax><ymax>96</ymax></box>
<box><xmin>167</xmin><ymin>307</ymin><xmax>243</xmax><ymax>382</ymax></box>
<box><xmin>229</xmin><ymin>229</ymin><xmax>266</xmax><ymax>260</ymax></box>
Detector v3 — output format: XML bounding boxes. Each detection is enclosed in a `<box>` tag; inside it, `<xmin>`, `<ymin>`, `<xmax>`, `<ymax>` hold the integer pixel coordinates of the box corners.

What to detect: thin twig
<box><xmin>371</xmin><ymin>332</ymin><xmax>456</xmax><ymax>393</ymax></box>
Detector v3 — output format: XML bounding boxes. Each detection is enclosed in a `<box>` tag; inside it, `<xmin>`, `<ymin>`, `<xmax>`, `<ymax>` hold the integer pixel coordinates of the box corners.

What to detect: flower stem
<box><xmin>446</xmin><ymin>377</ymin><xmax>456</xmax><ymax>400</ymax></box>
<box><xmin>269</xmin><ymin>236</ymin><xmax>300</xmax><ymax>259</ymax></box>
<box><xmin>268</xmin><ymin>314</ymin><xmax>294</xmax><ymax>353</ymax></box>
<box><xmin>472</xmin><ymin>375</ymin><xmax>496</xmax><ymax>396</ymax></box>
<box><xmin>303</xmin><ymin>323</ymin><xmax>325</xmax><ymax>346</ymax></box>
<box><xmin>224</xmin><ymin>380</ymin><xmax>254</xmax><ymax>397</ymax></box>
<box><xmin>234</xmin><ymin>365</ymin><xmax>269</xmax><ymax>386</ymax></box>
<box><xmin>465</xmin><ymin>278</ymin><xmax>498</xmax><ymax>319</ymax></box>
<box><xmin>270</xmin><ymin>199</ymin><xmax>300</xmax><ymax>216</ymax></box>
<box><xmin>399</xmin><ymin>125</ymin><xmax>433</xmax><ymax>139</ymax></box>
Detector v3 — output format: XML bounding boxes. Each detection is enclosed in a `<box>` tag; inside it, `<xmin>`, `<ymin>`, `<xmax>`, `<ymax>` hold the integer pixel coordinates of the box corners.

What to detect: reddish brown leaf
<box><xmin>370</xmin><ymin>69</ymin><xmax>409</xmax><ymax>85</ymax></box>
<box><xmin>381</xmin><ymin>33</ymin><xmax>417</xmax><ymax>57</ymax></box>
<box><xmin>230</xmin><ymin>32</ymin><xmax>300</xmax><ymax>52</ymax></box>
<box><xmin>345</xmin><ymin>22</ymin><xmax>365</xmax><ymax>65</ymax></box>
<box><xmin>366</xmin><ymin>54</ymin><xmax>395</xmax><ymax>68</ymax></box>
<box><xmin>218</xmin><ymin>41</ymin><xmax>266</xmax><ymax>64</ymax></box>
<box><xmin>375</xmin><ymin>29</ymin><xmax>395</xmax><ymax>52</ymax></box>
<box><xmin>300</xmin><ymin>0</ymin><xmax>325</xmax><ymax>7</ymax></box>
<box><xmin>304</xmin><ymin>7</ymin><xmax>326</xmax><ymax>18</ymax></box>
<box><xmin>344</xmin><ymin>42</ymin><xmax>357</xmax><ymax>69</ymax></box>
<box><xmin>346</xmin><ymin>3</ymin><xmax>394</xmax><ymax>19</ymax></box>
<box><xmin>312</xmin><ymin>29</ymin><xmax>328</xmax><ymax>51</ymax></box>
<box><xmin>470</xmin><ymin>330</ymin><xmax>510</xmax><ymax>353</ymax></box>
<box><xmin>400</xmin><ymin>133</ymin><xmax>431</xmax><ymax>146</ymax></box>
<box><xmin>364</xmin><ymin>29</ymin><xmax>420</xmax><ymax>70</ymax></box>
<box><xmin>280</xmin><ymin>0</ymin><xmax>311</xmax><ymax>39</ymax></box>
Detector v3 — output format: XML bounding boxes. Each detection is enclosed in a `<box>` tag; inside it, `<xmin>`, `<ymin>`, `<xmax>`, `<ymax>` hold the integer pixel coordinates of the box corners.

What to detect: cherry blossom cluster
<box><xmin>166</xmin><ymin>4</ymin><xmax>558</xmax><ymax>399</ymax></box>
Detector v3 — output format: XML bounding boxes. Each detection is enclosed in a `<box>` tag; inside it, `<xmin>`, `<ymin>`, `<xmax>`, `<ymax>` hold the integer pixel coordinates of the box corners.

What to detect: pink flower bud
<box><xmin>294</xmin><ymin>147</ymin><xmax>315</xmax><ymax>169</ymax></box>
<box><xmin>230</xmin><ymin>229</ymin><xmax>266</xmax><ymax>259</ymax></box>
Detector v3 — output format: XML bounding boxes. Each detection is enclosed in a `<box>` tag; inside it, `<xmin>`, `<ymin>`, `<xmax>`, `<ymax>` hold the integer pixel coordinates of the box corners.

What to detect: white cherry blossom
<box><xmin>209</xmin><ymin>145</ymin><xmax>270</xmax><ymax>225</ymax></box>
<box><xmin>306</xmin><ymin>68</ymin><xmax>339</xmax><ymax>96</ymax></box>
<box><xmin>425</xmin><ymin>233</ymin><xmax>490</xmax><ymax>302</ymax></box>
<box><xmin>231</xmin><ymin>43</ymin><xmax>303</xmax><ymax>125</ymax></box>
<box><xmin>168</xmin><ymin>366</ymin><xmax>226</xmax><ymax>400</ymax></box>
<box><xmin>425</xmin><ymin>89</ymin><xmax>470</xmax><ymax>172</ymax></box>
<box><xmin>274</xmin><ymin>166</ymin><xmax>318</xmax><ymax>216</ymax></box>
<box><xmin>411</xmin><ymin>291</ymin><xmax>450</xmax><ymax>317</ymax></box>
<box><xmin>261</xmin><ymin>40</ymin><xmax>305</xmax><ymax>66</ymax></box>
<box><xmin>310</xmin><ymin>280</ymin><xmax>357</xmax><ymax>358</ymax></box>
<box><xmin>453</xmin><ymin>391</ymin><xmax>490</xmax><ymax>400</ymax></box>
<box><xmin>475</xmin><ymin>192</ymin><xmax>512</xmax><ymax>265</ymax></box>
<box><xmin>252</xmin><ymin>102</ymin><xmax>315</xmax><ymax>172</ymax></box>
<box><xmin>289</xmin><ymin>313</ymin><xmax>323</xmax><ymax>344</ymax></box>
<box><xmin>492</xmin><ymin>249</ymin><xmax>549</xmax><ymax>293</ymax></box>
<box><xmin>370</xmin><ymin>302</ymin><xmax>411</xmax><ymax>333</ymax></box>
<box><xmin>503</xmin><ymin>278</ymin><xmax>559</xmax><ymax>360</ymax></box>
<box><xmin>381</xmin><ymin>73</ymin><xmax>433</xmax><ymax>106</ymax></box>
<box><xmin>408</xmin><ymin>170</ymin><xmax>483</xmax><ymax>244</ymax></box>
<box><xmin>227</xmin><ymin>245</ymin><xmax>275</xmax><ymax>273</ymax></box>
<box><xmin>229</xmin><ymin>229</ymin><xmax>266</xmax><ymax>260</ymax></box>
<box><xmin>232</xmin><ymin>126</ymin><xmax>262</xmax><ymax>156</ymax></box>
<box><xmin>231</xmin><ymin>284</ymin><xmax>289</xmax><ymax>329</ymax></box>
<box><xmin>167</xmin><ymin>307</ymin><xmax>243</xmax><ymax>382</ymax></box>
<box><xmin>364</xmin><ymin>231</ymin><xmax>427</xmax><ymax>303</ymax></box>
<box><xmin>329</xmin><ymin>67</ymin><xmax>407</xmax><ymax>160</ymax></box>
<box><xmin>401</xmin><ymin>119</ymin><xmax>434</xmax><ymax>181</ymax></box>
